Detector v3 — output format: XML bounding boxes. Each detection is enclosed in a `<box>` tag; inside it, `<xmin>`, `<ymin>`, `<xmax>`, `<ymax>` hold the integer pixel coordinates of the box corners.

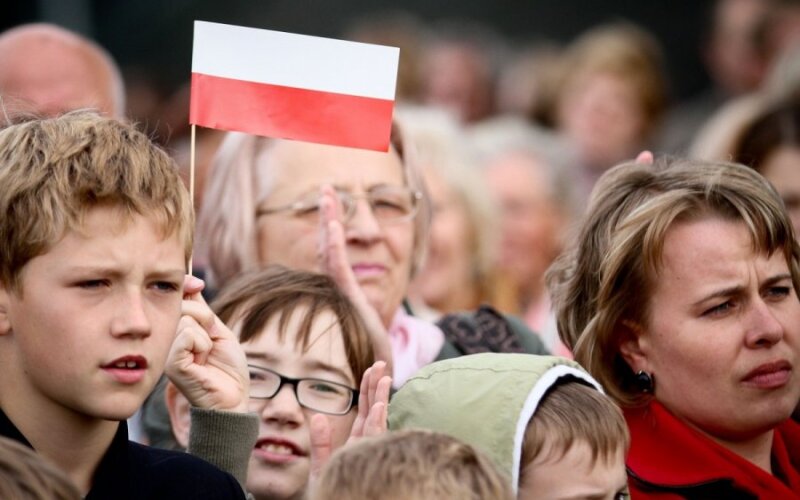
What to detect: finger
<box><xmin>171</xmin><ymin>317</ymin><xmax>214</xmax><ymax>368</ymax></box>
<box><xmin>356</xmin><ymin>366</ymin><xmax>372</xmax><ymax>421</ymax></box>
<box><xmin>309</xmin><ymin>413</ymin><xmax>333</xmax><ymax>478</ymax></box>
<box><xmin>325</xmin><ymin>220</ymin><xmax>360</xmax><ymax>293</ymax></box>
<box><xmin>181</xmin><ymin>300</ymin><xmax>217</xmax><ymax>333</ymax></box>
<box><xmin>363</xmin><ymin>402</ymin><xmax>387</xmax><ymax>438</ymax></box>
<box><xmin>635</xmin><ymin>150</ymin><xmax>654</xmax><ymax>165</ymax></box>
<box><xmin>320</xmin><ymin>184</ymin><xmax>343</xmax><ymax>221</ymax></box>
<box><xmin>367</xmin><ymin>361</ymin><xmax>386</xmax><ymax>405</ymax></box>
<box><xmin>183</xmin><ymin>275</ymin><xmax>206</xmax><ymax>300</ymax></box>
<box><xmin>375</xmin><ymin>375</ymin><xmax>392</xmax><ymax>408</ymax></box>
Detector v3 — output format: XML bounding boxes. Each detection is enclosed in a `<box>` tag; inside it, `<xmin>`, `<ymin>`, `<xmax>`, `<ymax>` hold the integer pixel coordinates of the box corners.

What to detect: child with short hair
<box><xmin>0</xmin><ymin>111</ymin><xmax>244</xmax><ymax>498</ymax></box>
<box><xmin>310</xmin><ymin>428</ymin><xmax>514</xmax><ymax>500</ymax></box>
<box><xmin>389</xmin><ymin>353</ymin><xmax>630</xmax><ymax>499</ymax></box>
<box><xmin>164</xmin><ymin>265</ymin><xmax>391</xmax><ymax>500</ymax></box>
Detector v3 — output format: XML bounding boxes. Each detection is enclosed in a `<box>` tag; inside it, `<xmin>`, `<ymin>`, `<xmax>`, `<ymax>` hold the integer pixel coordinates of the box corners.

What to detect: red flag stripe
<box><xmin>189</xmin><ymin>73</ymin><xmax>394</xmax><ymax>152</ymax></box>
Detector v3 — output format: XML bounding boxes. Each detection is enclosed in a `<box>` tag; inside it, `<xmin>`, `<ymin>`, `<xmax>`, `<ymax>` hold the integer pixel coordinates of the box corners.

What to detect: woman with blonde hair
<box><xmin>548</xmin><ymin>157</ymin><xmax>800</xmax><ymax>497</ymax></box>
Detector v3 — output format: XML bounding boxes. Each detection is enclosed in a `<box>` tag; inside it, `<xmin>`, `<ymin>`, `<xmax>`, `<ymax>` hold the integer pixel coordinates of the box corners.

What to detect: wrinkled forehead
<box><xmin>260</xmin><ymin>139</ymin><xmax>406</xmax><ymax>195</ymax></box>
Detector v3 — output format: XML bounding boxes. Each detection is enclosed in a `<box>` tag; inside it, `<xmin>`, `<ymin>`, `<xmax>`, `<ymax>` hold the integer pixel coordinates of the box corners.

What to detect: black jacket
<box><xmin>0</xmin><ymin>408</ymin><xmax>245</xmax><ymax>500</ymax></box>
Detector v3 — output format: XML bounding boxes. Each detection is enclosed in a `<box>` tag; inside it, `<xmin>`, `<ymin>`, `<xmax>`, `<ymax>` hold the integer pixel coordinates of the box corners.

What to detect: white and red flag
<box><xmin>189</xmin><ymin>21</ymin><xmax>399</xmax><ymax>151</ymax></box>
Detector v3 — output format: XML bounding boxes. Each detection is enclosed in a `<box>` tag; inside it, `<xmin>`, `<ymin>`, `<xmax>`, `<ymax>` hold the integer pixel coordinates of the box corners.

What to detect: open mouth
<box><xmin>102</xmin><ymin>356</ymin><xmax>148</xmax><ymax>384</ymax></box>
<box><xmin>105</xmin><ymin>356</ymin><xmax>148</xmax><ymax>370</ymax></box>
<box><xmin>253</xmin><ymin>437</ymin><xmax>306</xmax><ymax>464</ymax></box>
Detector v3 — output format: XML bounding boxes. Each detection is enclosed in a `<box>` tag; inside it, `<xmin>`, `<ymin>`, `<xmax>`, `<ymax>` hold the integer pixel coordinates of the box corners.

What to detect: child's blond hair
<box><xmin>312</xmin><ymin>429</ymin><xmax>513</xmax><ymax>500</ymax></box>
<box><xmin>0</xmin><ymin>111</ymin><xmax>193</xmax><ymax>291</ymax></box>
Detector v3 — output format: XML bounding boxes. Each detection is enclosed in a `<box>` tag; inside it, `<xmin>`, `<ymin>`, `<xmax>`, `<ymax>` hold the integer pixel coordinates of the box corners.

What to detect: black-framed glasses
<box><xmin>255</xmin><ymin>186</ymin><xmax>422</xmax><ymax>224</ymax></box>
<box><xmin>247</xmin><ymin>365</ymin><xmax>359</xmax><ymax>416</ymax></box>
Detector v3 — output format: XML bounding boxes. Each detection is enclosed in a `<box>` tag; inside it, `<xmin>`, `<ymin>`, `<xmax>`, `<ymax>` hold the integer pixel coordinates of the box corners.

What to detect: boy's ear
<box><xmin>618</xmin><ymin>320</ymin><xmax>650</xmax><ymax>373</ymax></box>
<box><xmin>0</xmin><ymin>286</ymin><xmax>12</xmax><ymax>336</ymax></box>
<box><xmin>165</xmin><ymin>381</ymin><xmax>191</xmax><ymax>449</ymax></box>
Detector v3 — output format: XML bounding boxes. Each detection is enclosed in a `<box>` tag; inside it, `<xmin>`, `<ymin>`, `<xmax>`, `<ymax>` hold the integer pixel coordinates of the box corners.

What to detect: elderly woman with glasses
<box><xmin>195</xmin><ymin>124</ymin><xmax>546</xmax><ymax>388</ymax></box>
<box><xmin>548</xmin><ymin>157</ymin><xmax>800</xmax><ymax>497</ymax></box>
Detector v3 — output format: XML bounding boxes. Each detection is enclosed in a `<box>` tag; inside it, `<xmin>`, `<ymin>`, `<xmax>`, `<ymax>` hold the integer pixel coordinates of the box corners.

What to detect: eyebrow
<box><xmin>66</xmin><ymin>266</ymin><xmax>185</xmax><ymax>279</ymax></box>
<box><xmin>245</xmin><ymin>352</ymin><xmax>354</xmax><ymax>385</ymax></box>
<box><xmin>692</xmin><ymin>273</ymin><xmax>793</xmax><ymax>307</ymax></box>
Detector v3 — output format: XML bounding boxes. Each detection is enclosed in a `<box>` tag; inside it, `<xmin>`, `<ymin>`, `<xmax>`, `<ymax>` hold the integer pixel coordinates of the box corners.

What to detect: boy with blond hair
<box><xmin>0</xmin><ymin>111</ymin><xmax>244</xmax><ymax>499</ymax></box>
<box><xmin>311</xmin><ymin>429</ymin><xmax>514</xmax><ymax>500</ymax></box>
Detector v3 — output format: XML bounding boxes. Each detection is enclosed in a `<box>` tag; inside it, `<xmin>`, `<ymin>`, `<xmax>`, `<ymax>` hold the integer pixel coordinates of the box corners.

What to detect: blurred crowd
<box><xmin>5</xmin><ymin>1</ymin><xmax>800</xmax><ymax>344</ymax></box>
<box><xmin>2</xmin><ymin>0</ymin><xmax>800</xmax><ymax>498</ymax></box>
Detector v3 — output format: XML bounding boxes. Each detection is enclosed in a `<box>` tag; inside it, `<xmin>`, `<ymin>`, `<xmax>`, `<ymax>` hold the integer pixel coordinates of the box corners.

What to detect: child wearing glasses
<box><xmin>165</xmin><ymin>265</ymin><xmax>391</xmax><ymax>500</ymax></box>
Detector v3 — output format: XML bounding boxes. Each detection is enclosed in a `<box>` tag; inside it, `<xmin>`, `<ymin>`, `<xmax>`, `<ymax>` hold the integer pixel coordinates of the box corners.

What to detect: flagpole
<box><xmin>189</xmin><ymin>124</ymin><xmax>196</xmax><ymax>274</ymax></box>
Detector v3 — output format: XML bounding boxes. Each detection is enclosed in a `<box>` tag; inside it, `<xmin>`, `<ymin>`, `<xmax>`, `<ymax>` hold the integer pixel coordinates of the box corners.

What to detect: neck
<box><xmin>0</xmin><ymin>389</ymin><xmax>118</xmax><ymax>495</ymax></box>
<box><xmin>707</xmin><ymin>429</ymin><xmax>775</xmax><ymax>474</ymax></box>
<box><xmin>677</xmin><ymin>410</ymin><xmax>776</xmax><ymax>474</ymax></box>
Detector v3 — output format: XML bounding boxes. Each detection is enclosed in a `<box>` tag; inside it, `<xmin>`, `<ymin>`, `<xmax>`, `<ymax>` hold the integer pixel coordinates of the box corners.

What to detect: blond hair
<box><xmin>311</xmin><ymin>429</ymin><xmax>513</xmax><ymax>500</ymax></box>
<box><xmin>554</xmin><ymin>22</ymin><xmax>666</xmax><ymax>135</ymax></box>
<box><xmin>0</xmin><ymin>111</ymin><xmax>193</xmax><ymax>291</ymax></box>
<box><xmin>521</xmin><ymin>380</ymin><xmax>629</xmax><ymax>477</ymax></box>
<box><xmin>198</xmin><ymin>123</ymin><xmax>430</xmax><ymax>289</ymax></box>
<box><xmin>547</xmin><ymin>157</ymin><xmax>800</xmax><ymax>406</ymax></box>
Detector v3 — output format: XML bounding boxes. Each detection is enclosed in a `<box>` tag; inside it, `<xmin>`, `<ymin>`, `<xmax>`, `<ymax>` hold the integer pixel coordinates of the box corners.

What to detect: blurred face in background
<box><xmin>557</xmin><ymin>70</ymin><xmax>646</xmax><ymax>171</ymax></box>
<box><xmin>409</xmin><ymin>167</ymin><xmax>476</xmax><ymax>312</ymax></box>
<box><xmin>421</xmin><ymin>43</ymin><xmax>493</xmax><ymax>124</ymax></box>
<box><xmin>484</xmin><ymin>151</ymin><xmax>564</xmax><ymax>300</ymax></box>
<box><xmin>760</xmin><ymin>145</ymin><xmax>800</xmax><ymax>236</ymax></box>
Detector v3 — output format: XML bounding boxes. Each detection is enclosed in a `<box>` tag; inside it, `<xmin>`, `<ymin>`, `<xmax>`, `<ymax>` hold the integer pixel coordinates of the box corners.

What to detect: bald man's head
<box><xmin>0</xmin><ymin>23</ymin><xmax>125</xmax><ymax>118</ymax></box>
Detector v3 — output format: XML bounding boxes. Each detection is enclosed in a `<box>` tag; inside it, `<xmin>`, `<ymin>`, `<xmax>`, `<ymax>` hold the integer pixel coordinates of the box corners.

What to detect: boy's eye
<box><xmin>614</xmin><ymin>492</ymin><xmax>630</xmax><ymax>500</ymax></box>
<box><xmin>77</xmin><ymin>279</ymin><xmax>109</xmax><ymax>289</ymax></box>
<box><xmin>151</xmin><ymin>281</ymin><xmax>180</xmax><ymax>292</ymax></box>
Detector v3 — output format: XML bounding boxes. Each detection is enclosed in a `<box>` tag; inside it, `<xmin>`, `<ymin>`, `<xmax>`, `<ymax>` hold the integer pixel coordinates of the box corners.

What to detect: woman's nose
<box><xmin>345</xmin><ymin>198</ymin><xmax>382</xmax><ymax>242</ymax></box>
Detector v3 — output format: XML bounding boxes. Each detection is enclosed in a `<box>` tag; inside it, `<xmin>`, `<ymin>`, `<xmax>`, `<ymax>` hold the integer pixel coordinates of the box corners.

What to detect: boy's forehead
<box><xmin>67</xmin><ymin>204</ymin><xmax>190</xmax><ymax>250</ymax></box>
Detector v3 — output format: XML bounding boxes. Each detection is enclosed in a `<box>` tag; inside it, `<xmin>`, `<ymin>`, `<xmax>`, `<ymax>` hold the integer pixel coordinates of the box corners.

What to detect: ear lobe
<box><xmin>165</xmin><ymin>381</ymin><xmax>192</xmax><ymax>449</ymax></box>
<box><xmin>0</xmin><ymin>286</ymin><xmax>12</xmax><ymax>336</ymax></box>
<box><xmin>618</xmin><ymin>320</ymin><xmax>649</xmax><ymax>372</ymax></box>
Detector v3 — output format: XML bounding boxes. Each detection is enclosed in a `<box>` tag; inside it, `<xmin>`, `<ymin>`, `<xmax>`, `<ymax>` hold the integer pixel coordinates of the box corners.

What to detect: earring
<box><xmin>635</xmin><ymin>370</ymin><xmax>654</xmax><ymax>393</ymax></box>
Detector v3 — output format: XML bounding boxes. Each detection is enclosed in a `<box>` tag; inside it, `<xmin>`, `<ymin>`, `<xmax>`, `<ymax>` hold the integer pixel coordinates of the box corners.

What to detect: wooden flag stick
<box><xmin>188</xmin><ymin>124</ymin><xmax>196</xmax><ymax>274</ymax></box>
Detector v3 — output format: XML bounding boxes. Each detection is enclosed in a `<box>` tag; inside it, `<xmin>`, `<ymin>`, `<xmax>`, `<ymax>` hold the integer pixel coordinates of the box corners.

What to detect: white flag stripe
<box><xmin>192</xmin><ymin>21</ymin><xmax>399</xmax><ymax>100</ymax></box>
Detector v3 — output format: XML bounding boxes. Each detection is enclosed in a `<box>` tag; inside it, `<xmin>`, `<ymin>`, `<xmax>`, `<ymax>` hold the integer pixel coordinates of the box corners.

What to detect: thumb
<box><xmin>635</xmin><ymin>150</ymin><xmax>654</xmax><ymax>165</ymax></box>
<box><xmin>309</xmin><ymin>413</ymin><xmax>333</xmax><ymax>479</ymax></box>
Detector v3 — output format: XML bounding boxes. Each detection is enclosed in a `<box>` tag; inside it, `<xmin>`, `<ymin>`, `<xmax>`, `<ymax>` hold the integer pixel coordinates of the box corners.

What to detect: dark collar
<box><xmin>0</xmin><ymin>406</ymin><xmax>33</xmax><ymax>448</ymax></box>
<box><xmin>0</xmin><ymin>406</ymin><xmax>130</xmax><ymax>499</ymax></box>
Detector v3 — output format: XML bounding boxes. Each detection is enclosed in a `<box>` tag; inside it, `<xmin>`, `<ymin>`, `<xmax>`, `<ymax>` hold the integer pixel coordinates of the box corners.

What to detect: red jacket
<box><xmin>625</xmin><ymin>401</ymin><xmax>800</xmax><ymax>499</ymax></box>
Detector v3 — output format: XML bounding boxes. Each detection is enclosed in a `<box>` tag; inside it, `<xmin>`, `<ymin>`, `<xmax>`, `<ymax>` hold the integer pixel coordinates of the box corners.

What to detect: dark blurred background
<box><xmin>5</xmin><ymin>0</ymin><xmax>710</xmax><ymax>103</ymax></box>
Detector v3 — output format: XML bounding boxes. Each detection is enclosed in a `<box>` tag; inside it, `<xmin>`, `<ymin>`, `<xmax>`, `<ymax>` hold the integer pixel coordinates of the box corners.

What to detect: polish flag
<box><xmin>190</xmin><ymin>21</ymin><xmax>399</xmax><ymax>151</ymax></box>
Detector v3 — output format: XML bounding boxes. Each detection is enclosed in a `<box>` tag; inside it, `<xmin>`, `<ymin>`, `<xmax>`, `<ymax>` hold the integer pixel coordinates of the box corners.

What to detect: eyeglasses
<box><xmin>255</xmin><ymin>186</ymin><xmax>422</xmax><ymax>224</ymax></box>
<box><xmin>247</xmin><ymin>365</ymin><xmax>359</xmax><ymax>416</ymax></box>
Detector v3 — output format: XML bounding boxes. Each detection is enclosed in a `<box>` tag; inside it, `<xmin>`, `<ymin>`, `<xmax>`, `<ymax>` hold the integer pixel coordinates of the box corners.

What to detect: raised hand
<box><xmin>316</xmin><ymin>185</ymin><xmax>394</xmax><ymax>370</ymax></box>
<box><xmin>308</xmin><ymin>360</ymin><xmax>392</xmax><ymax>478</ymax></box>
<box><xmin>165</xmin><ymin>275</ymin><xmax>250</xmax><ymax>412</ymax></box>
